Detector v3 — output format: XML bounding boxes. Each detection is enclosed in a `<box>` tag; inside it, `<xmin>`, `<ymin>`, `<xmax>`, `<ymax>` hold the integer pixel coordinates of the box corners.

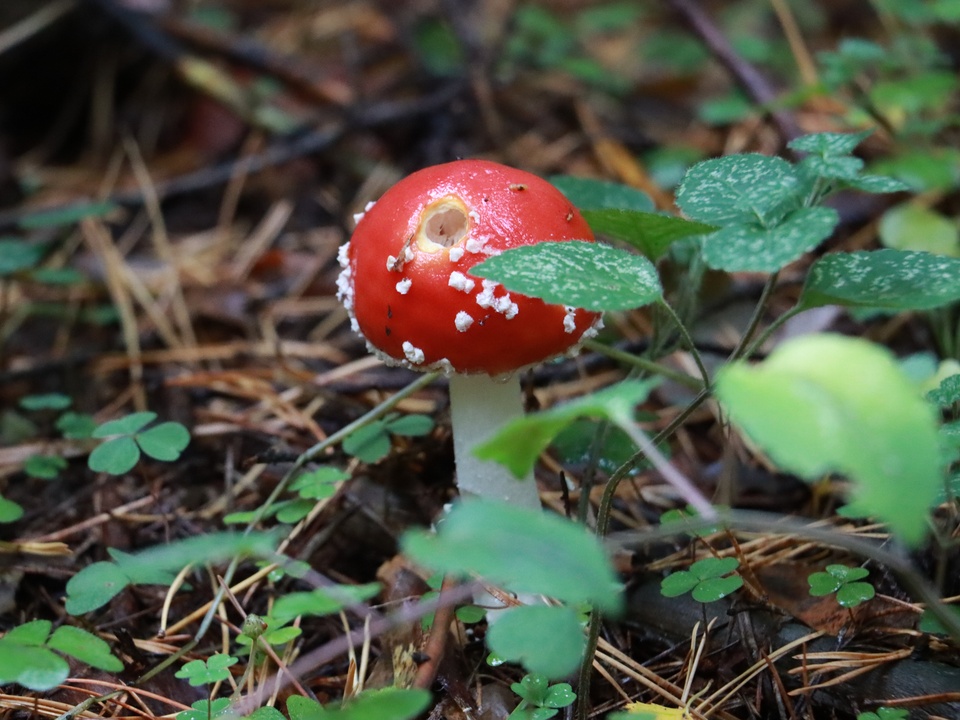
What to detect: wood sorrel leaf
<box><xmin>402</xmin><ymin>500</ymin><xmax>623</xmax><ymax>614</ymax></box>
<box><xmin>701</xmin><ymin>206</ymin><xmax>838</xmax><ymax>272</ymax></box>
<box><xmin>800</xmin><ymin>249</ymin><xmax>960</xmax><ymax>310</ymax></box>
<box><xmin>471</xmin><ymin>241</ymin><xmax>661</xmax><ymax>311</ymax></box>
<box><xmin>580</xmin><ymin>209</ymin><xmax>715</xmax><ymax>259</ymax></box>
<box><xmin>676</xmin><ymin>154</ymin><xmax>800</xmax><ymax>226</ymax></box>
<box><xmin>716</xmin><ymin>334</ymin><xmax>941</xmax><ymax>545</ymax></box>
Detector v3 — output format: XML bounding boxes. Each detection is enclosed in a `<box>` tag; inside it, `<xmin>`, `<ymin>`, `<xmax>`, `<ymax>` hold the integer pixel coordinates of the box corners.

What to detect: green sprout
<box><xmin>88</xmin><ymin>411</ymin><xmax>190</xmax><ymax>474</ymax></box>
<box><xmin>808</xmin><ymin>564</ymin><xmax>876</xmax><ymax>608</ymax></box>
<box><xmin>508</xmin><ymin>673</ymin><xmax>576</xmax><ymax>720</ymax></box>
<box><xmin>175</xmin><ymin>653</ymin><xmax>238</xmax><ymax>687</ymax></box>
<box><xmin>660</xmin><ymin>557</ymin><xmax>743</xmax><ymax>603</ymax></box>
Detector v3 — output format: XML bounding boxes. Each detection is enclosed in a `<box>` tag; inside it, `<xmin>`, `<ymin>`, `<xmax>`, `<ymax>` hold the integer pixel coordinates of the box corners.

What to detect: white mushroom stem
<box><xmin>448</xmin><ymin>373</ymin><xmax>541</xmax><ymax>510</ymax></box>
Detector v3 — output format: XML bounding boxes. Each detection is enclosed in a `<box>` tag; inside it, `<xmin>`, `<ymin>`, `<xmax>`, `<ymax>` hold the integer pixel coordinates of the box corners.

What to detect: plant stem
<box><xmin>740</xmin><ymin>304</ymin><xmax>803</xmax><ymax>360</ymax></box>
<box><xmin>582</xmin><ymin>338</ymin><xmax>704</xmax><ymax>391</ymax></box>
<box><xmin>656</xmin><ymin>298</ymin><xmax>712</xmax><ymax>388</ymax></box>
<box><xmin>729</xmin><ymin>271</ymin><xmax>780</xmax><ymax>361</ymax></box>
<box><xmin>448</xmin><ymin>373</ymin><xmax>540</xmax><ymax>508</ymax></box>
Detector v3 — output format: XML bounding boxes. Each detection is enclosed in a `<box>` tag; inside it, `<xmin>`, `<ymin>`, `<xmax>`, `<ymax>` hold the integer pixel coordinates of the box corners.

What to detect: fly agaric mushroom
<box><xmin>337</xmin><ymin>159</ymin><xmax>601</xmax><ymax>510</ymax></box>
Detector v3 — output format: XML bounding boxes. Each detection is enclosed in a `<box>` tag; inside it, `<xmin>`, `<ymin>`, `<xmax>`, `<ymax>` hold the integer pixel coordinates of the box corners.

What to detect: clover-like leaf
<box><xmin>175</xmin><ymin>653</ymin><xmax>238</xmax><ymax>686</ymax></box>
<box><xmin>88</xmin><ymin>436</ymin><xmax>140</xmax><ymax>474</ymax></box>
<box><xmin>93</xmin><ymin>412</ymin><xmax>157</xmax><ymax>438</ymax></box>
<box><xmin>135</xmin><ymin>421</ymin><xmax>190</xmax><ymax>461</ymax></box>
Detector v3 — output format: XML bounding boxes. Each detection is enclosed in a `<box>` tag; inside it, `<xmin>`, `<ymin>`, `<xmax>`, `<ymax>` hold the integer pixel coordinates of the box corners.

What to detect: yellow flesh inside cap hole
<box><xmin>417</xmin><ymin>198</ymin><xmax>469</xmax><ymax>252</ymax></box>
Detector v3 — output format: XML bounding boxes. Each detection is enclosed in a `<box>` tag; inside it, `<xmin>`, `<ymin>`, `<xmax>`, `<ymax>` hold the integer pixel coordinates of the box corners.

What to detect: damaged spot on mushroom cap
<box><xmin>416</xmin><ymin>197</ymin><xmax>470</xmax><ymax>253</ymax></box>
<box><xmin>563</xmin><ymin>306</ymin><xmax>577</xmax><ymax>333</ymax></box>
<box><xmin>396</xmin><ymin>278</ymin><xmax>412</xmax><ymax>294</ymax></box>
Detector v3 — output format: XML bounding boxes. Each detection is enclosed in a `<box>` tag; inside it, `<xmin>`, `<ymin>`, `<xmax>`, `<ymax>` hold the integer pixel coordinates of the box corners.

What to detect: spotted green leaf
<box><xmin>472</xmin><ymin>241</ymin><xmax>661</xmax><ymax>312</ymax></box>
<box><xmin>701</xmin><ymin>206</ymin><xmax>838</xmax><ymax>272</ymax></box>
<box><xmin>800</xmin><ymin>250</ymin><xmax>960</xmax><ymax>310</ymax></box>
<box><xmin>676</xmin><ymin>154</ymin><xmax>800</xmax><ymax>226</ymax></box>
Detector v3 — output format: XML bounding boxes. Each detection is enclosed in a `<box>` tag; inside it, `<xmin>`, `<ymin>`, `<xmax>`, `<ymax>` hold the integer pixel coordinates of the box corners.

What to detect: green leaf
<box><xmin>512</xmin><ymin>673</ymin><xmax>552</xmax><ymax>705</ymax></box>
<box><xmin>486</xmin><ymin>605</ymin><xmax>585</xmax><ymax>678</ymax></box>
<box><xmin>290</xmin><ymin>466</ymin><xmax>349</xmax><ymax>499</ymax></box>
<box><xmin>56</xmin><ymin>412</ymin><xmax>96</xmax><ymax>439</ymax></box>
<box><xmin>175</xmin><ymin>653</ymin><xmax>238</xmax><ymax>686</ymax></box>
<box><xmin>287</xmin><ymin>695</ymin><xmax>326</xmax><ymax>720</ymax></box>
<box><xmin>474</xmin><ymin>379</ymin><xmax>658</xmax><ymax>480</ymax></box>
<box><xmin>47</xmin><ymin>625</ymin><xmax>123</xmax><ymax>672</ymax></box>
<box><xmin>247</xmin><ymin>707</ymin><xmax>288</xmax><ymax>720</ymax></box>
<box><xmin>701</xmin><ymin>206</ymin><xmax>838</xmax><ymax>272</ymax></box>
<box><xmin>88</xmin><ymin>436</ymin><xmax>140</xmax><ymax>474</ymax></box>
<box><xmin>879</xmin><ymin>204</ymin><xmax>959</xmax><ymax>256</ymax></box>
<box><xmin>92</xmin><ymin>412</ymin><xmax>157</xmax><ymax>438</ymax></box>
<box><xmin>313</xmin><ymin>688</ymin><xmax>432</xmax><ymax>720</ymax></box>
<box><xmin>402</xmin><ymin>501</ymin><xmax>623</xmax><ymax>613</ymax></box>
<box><xmin>272</xmin><ymin>584</ymin><xmax>381</xmax><ymax>625</ymax></box>
<box><xmin>715</xmin><ymin>334</ymin><xmax>941</xmax><ymax>545</ymax></box>
<box><xmin>542</xmin><ymin>683</ymin><xmax>576</xmax><ymax>708</ymax></box>
<box><xmin>472</xmin><ymin>241</ymin><xmax>662</xmax><ymax>312</ymax></box>
<box><xmin>579</xmin><ymin>210</ymin><xmax>716</xmax><ymax>260</ymax></box>
<box><xmin>274</xmin><ymin>499</ymin><xmax>315</xmax><ymax>524</ymax></box>
<box><xmin>676</xmin><ymin>154</ymin><xmax>800</xmax><ymax>226</ymax></box>
<box><xmin>0</xmin><ymin>644</ymin><xmax>68</xmax><ymax>690</ymax></box>
<box><xmin>0</xmin><ymin>494</ymin><xmax>24</xmax><ymax>523</ymax></box>
<box><xmin>787</xmin><ymin>130</ymin><xmax>873</xmax><ymax>156</ymax></box>
<box><xmin>798</xmin><ymin>154</ymin><xmax>864</xmax><ymax>181</ymax></box>
<box><xmin>835</xmin><ymin>582</ymin><xmax>875</xmax><ymax>607</ymax></box>
<box><xmin>549</xmin><ymin>176</ymin><xmax>654</xmax><ymax>212</ymax></box>
<box><xmin>825</xmin><ymin>564</ymin><xmax>869</xmax><ymax>582</ymax></box>
<box><xmin>800</xmin><ymin>250</ymin><xmax>960</xmax><ymax>311</ymax></box>
<box><xmin>0</xmin><ymin>239</ymin><xmax>45</xmax><ymax>275</ymax></box>
<box><xmin>843</xmin><ymin>174</ymin><xmax>911</xmax><ymax>194</ymax></box>
<box><xmin>691</xmin><ymin>574</ymin><xmax>743</xmax><ymax>602</ymax></box>
<box><xmin>4</xmin><ymin>619</ymin><xmax>52</xmax><ymax>645</ymax></box>
<box><xmin>19</xmin><ymin>393</ymin><xmax>72</xmax><ymax>411</ymax></box>
<box><xmin>919</xmin><ymin>606</ymin><xmax>960</xmax><ymax>635</ymax></box>
<box><xmin>24</xmin><ymin>454</ymin><xmax>68</xmax><ymax>479</ymax></box>
<box><xmin>176</xmin><ymin>698</ymin><xmax>232</xmax><ymax>720</ymax></box>
<box><xmin>385</xmin><ymin>414</ymin><xmax>435</xmax><ymax>436</ymax></box>
<box><xmin>110</xmin><ymin>548</ymin><xmax>180</xmax><ymax>586</ymax></box>
<box><xmin>928</xmin><ymin>374</ymin><xmax>960</xmax><ymax>408</ymax></box>
<box><xmin>691</xmin><ymin>556</ymin><xmax>739</xmax><ymax>580</ymax></box>
<box><xmin>135</xmin><ymin>421</ymin><xmax>191</xmax><ymax>461</ymax></box>
<box><xmin>808</xmin><ymin>571</ymin><xmax>843</xmax><ymax>596</ymax></box>
<box><xmin>64</xmin><ymin>561</ymin><xmax>131</xmax><ymax>614</ymax></box>
<box><xmin>659</xmin><ymin>570</ymin><xmax>700</xmax><ymax>598</ymax></box>
<box><xmin>121</xmin><ymin>531</ymin><xmax>278</xmax><ymax>574</ymax></box>
<box><xmin>343</xmin><ymin>421</ymin><xmax>391</xmax><ymax>463</ymax></box>
<box><xmin>18</xmin><ymin>200</ymin><xmax>118</xmax><ymax>230</ymax></box>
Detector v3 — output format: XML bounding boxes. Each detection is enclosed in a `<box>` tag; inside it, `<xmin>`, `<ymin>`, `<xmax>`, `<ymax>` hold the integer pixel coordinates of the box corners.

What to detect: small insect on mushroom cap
<box><xmin>337</xmin><ymin>159</ymin><xmax>602</xmax><ymax>376</ymax></box>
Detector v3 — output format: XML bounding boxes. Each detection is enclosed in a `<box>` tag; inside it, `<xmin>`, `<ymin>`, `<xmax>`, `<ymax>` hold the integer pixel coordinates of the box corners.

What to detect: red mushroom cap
<box><xmin>337</xmin><ymin>159</ymin><xmax>602</xmax><ymax>376</ymax></box>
